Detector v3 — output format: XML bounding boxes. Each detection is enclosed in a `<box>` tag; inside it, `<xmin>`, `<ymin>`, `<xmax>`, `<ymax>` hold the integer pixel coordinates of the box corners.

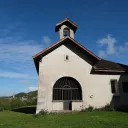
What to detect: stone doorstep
<box><xmin>51</xmin><ymin>110</ymin><xmax>79</xmax><ymax>113</ymax></box>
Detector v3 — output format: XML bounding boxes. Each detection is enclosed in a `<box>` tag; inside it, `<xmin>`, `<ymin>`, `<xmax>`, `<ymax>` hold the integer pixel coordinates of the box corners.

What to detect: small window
<box><xmin>110</xmin><ymin>80</ymin><xmax>118</xmax><ymax>94</ymax></box>
<box><xmin>66</xmin><ymin>55</ymin><xmax>69</xmax><ymax>60</ymax></box>
<box><xmin>122</xmin><ymin>82</ymin><xmax>128</xmax><ymax>93</ymax></box>
<box><xmin>64</xmin><ymin>55</ymin><xmax>69</xmax><ymax>61</ymax></box>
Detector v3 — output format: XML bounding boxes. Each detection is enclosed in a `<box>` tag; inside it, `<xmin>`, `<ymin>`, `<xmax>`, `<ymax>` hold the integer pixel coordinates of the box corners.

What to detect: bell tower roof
<box><xmin>55</xmin><ymin>18</ymin><xmax>78</xmax><ymax>33</ymax></box>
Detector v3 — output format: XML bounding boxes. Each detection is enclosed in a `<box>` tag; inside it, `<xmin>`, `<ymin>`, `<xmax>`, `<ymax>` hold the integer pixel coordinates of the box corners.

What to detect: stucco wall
<box><xmin>36</xmin><ymin>44</ymin><xmax>128</xmax><ymax>113</ymax></box>
<box><xmin>72</xmin><ymin>102</ymin><xmax>83</xmax><ymax>111</ymax></box>
<box><xmin>52</xmin><ymin>102</ymin><xmax>63</xmax><ymax>111</ymax></box>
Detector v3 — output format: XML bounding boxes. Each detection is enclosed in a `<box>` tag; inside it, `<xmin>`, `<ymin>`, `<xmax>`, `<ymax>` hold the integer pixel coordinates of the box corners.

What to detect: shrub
<box><xmin>94</xmin><ymin>104</ymin><xmax>115</xmax><ymax>111</ymax></box>
<box><xmin>92</xmin><ymin>104</ymin><xmax>115</xmax><ymax>112</ymax></box>
<box><xmin>39</xmin><ymin>109</ymin><xmax>48</xmax><ymax>115</ymax></box>
<box><xmin>85</xmin><ymin>106</ymin><xmax>94</xmax><ymax>112</ymax></box>
<box><xmin>11</xmin><ymin>98</ymin><xmax>26</xmax><ymax>109</ymax></box>
<box><xmin>0</xmin><ymin>98</ymin><xmax>11</xmax><ymax>110</ymax></box>
<box><xmin>15</xmin><ymin>92</ymin><xmax>26</xmax><ymax>98</ymax></box>
<box><xmin>81</xmin><ymin>105</ymin><xmax>94</xmax><ymax>112</ymax></box>
<box><xmin>80</xmin><ymin>105</ymin><xmax>86</xmax><ymax>112</ymax></box>
<box><xmin>102</xmin><ymin>104</ymin><xmax>115</xmax><ymax>111</ymax></box>
<box><xmin>0</xmin><ymin>90</ymin><xmax>37</xmax><ymax>111</ymax></box>
<box><xmin>0</xmin><ymin>106</ymin><xmax>4</xmax><ymax>112</ymax></box>
<box><xmin>34</xmin><ymin>109</ymin><xmax>48</xmax><ymax>117</ymax></box>
<box><xmin>81</xmin><ymin>104</ymin><xmax>115</xmax><ymax>112</ymax></box>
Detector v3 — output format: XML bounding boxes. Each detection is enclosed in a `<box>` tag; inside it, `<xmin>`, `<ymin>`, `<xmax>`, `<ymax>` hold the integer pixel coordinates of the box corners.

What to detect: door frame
<box><xmin>63</xmin><ymin>101</ymin><xmax>72</xmax><ymax>110</ymax></box>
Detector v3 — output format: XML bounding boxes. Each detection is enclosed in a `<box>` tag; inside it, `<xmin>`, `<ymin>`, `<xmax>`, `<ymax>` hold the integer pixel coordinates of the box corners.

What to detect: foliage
<box><xmin>0</xmin><ymin>106</ymin><xmax>4</xmax><ymax>112</ymax></box>
<box><xmin>0</xmin><ymin>98</ymin><xmax>11</xmax><ymax>110</ymax></box>
<box><xmin>38</xmin><ymin>109</ymin><xmax>48</xmax><ymax>115</ymax></box>
<box><xmin>28</xmin><ymin>91</ymin><xmax>37</xmax><ymax>98</ymax></box>
<box><xmin>81</xmin><ymin>104</ymin><xmax>116</xmax><ymax>112</ymax></box>
<box><xmin>85</xmin><ymin>106</ymin><xmax>94</xmax><ymax>112</ymax></box>
<box><xmin>99</xmin><ymin>104</ymin><xmax>115</xmax><ymax>111</ymax></box>
<box><xmin>80</xmin><ymin>104</ymin><xmax>86</xmax><ymax>112</ymax></box>
<box><xmin>11</xmin><ymin>98</ymin><xmax>25</xmax><ymax>109</ymax></box>
<box><xmin>80</xmin><ymin>105</ymin><xmax>94</xmax><ymax>112</ymax></box>
<box><xmin>0</xmin><ymin>91</ymin><xmax>37</xmax><ymax>110</ymax></box>
<box><xmin>34</xmin><ymin>109</ymin><xmax>48</xmax><ymax>117</ymax></box>
<box><xmin>15</xmin><ymin>92</ymin><xmax>26</xmax><ymax>97</ymax></box>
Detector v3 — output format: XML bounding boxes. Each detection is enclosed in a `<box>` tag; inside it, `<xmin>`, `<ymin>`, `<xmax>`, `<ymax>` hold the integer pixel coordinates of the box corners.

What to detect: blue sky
<box><xmin>0</xmin><ymin>0</ymin><xmax>128</xmax><ymax>96</ymax></box>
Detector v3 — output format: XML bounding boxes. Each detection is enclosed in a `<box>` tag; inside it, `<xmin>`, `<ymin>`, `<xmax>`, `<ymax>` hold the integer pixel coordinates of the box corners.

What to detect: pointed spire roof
<box><xmin>55</xmin><ymin>18</ymin><xmax>78</xmax><ymax>32</ymax></box>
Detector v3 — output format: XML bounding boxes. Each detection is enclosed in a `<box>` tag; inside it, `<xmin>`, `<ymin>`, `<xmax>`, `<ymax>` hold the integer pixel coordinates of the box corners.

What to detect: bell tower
<box><xmin>55</xmin><ymin>18</ymin><xmax>78</xmax><ymax>40</ymax></box>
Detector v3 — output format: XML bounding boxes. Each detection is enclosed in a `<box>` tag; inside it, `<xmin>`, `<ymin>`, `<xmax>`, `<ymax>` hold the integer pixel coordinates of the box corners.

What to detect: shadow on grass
<box><xmin>11</xmin><ymin>106</ymin><xmax>36</xmax><ymax>114</ymax></box>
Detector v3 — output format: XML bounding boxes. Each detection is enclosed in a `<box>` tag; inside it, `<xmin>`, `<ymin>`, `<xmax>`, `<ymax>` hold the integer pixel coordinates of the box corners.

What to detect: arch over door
<box><xmin>53</xmin><ymin>77</ymin><xmax>82</xmax><ymax>101</ymax></box>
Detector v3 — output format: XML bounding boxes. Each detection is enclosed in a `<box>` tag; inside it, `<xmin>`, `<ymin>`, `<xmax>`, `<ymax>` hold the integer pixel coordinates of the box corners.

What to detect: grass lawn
<box><xmin>0</xmin><ymin>111</ymin><xmax>128</xmax><ymax>128</ymax></box>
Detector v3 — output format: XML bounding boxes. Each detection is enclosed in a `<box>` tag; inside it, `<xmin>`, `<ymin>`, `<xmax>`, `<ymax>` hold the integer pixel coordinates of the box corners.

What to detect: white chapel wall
<box><xmin>36</xmin><ymin>44</ymin><xmax>128</xmax><ymax>113</ymax></box>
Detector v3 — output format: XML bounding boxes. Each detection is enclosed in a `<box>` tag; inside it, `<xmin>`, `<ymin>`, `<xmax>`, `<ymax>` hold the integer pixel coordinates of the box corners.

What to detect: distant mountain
<box><xmin>15</xmin><ymin>92</ymin><xmax>26</xmax><ymax>98</ymax></box>
<box><xmin>0</xmin><ymin>90</ymin><xmax>38</xmax><ymax>110</ymax></box>
<box><xmin>14</xmin><ymin>91</ymin><xmax>37</xmax><ymax>101</ymax></box>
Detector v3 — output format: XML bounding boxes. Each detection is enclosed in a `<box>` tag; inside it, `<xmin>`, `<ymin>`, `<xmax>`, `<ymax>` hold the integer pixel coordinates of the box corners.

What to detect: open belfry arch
<box><xmin>33</xmin><ymin>18</ymin><xmax>128</xmax><ymax>113</ymax></box>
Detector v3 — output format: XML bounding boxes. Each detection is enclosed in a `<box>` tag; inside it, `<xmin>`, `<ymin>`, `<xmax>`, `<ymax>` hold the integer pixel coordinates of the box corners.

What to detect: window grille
<box><xmin>53</xmin><ymin>77</ymin><xmax>82</xmax><ymax>101</ymax></box>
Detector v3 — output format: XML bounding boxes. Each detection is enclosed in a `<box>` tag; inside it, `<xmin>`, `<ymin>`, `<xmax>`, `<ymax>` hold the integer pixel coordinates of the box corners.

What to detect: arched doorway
<box><xmin>53</xmin><ymin>77</ymin><xmax>82</xmax><ymax>110</ymax></box>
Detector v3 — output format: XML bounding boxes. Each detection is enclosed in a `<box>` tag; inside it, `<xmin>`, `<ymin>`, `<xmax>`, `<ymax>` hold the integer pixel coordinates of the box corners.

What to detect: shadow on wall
<box><xmin>11</xmin><ymin>106</ymin><xmax>36</xmax><ymax>114</ymax></box>
<box><xmin>110</xmin><ymin>74</ymin><xmax>128</xmax><ymax>113</ymax></box>
<box><xmin>91</xmin><ymin>68</ymin><xmax>128</xmax><ymax>113</ymax></box>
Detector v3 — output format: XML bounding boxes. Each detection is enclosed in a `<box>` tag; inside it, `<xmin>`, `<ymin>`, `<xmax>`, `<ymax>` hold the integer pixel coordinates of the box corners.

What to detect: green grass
<box><xmin>0</xmin><ymin>111</ymin><xmax>128</xmax><ymax>128</ymax></box>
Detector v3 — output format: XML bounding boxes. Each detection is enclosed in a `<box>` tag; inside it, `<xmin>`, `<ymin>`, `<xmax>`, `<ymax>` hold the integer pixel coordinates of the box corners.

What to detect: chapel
<box><xmin>33</xmin><ymin>18</ymin><xmax>128</xmax><ymax>113</ymax></box>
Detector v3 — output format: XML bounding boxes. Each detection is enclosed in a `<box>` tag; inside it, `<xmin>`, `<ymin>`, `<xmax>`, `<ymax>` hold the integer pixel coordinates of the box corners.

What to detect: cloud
<box><xmin>98</xmin><ymin>50</ymin><xmax>106</xmax><ymax>58</ymax></box>
<box><xmin>0</xmin><ymin>39</ymin><xmax>43</xmax><ymax>63</ymax></box>
<box><xmin>42</xmin><ymin>36</ymin><xmax>51</xmax><ymax>45</ymax></box>
<box><xmin>0</xmin><ymin>36</ymin><xmax>52</xmax><ymax>64</ymax></box>
<box><xmin>119</xmin><ymin>42</ymin><xmax>128</xmax><ymax>53</ymax></box>
<box><xmin>0</xmin><ymin>35</ymin><xmax>51</xmax><ymax>80</ymax></box>
<box><xmin>0</xmin><ymin>22</ymin><xmax>21</xmax><ymax>37</ymax></box>
<box><xmin>20</xmin><ymin>80</ymin><xmax>31</xmax><ymax>84</ymax></box>
<box><xmin>97</xmin><ymin>34</ymin><xmax>128</xmax><ymax>59</ymax></box>
<box><xmin>97</xmin><ymin>34</ymin><xmax>117</xmax><ymax>55</ymax></box>
<box><xmin>126</xmin><ymin>42</ymin><xmax>128</xmax><ymax>46</ymax></box>
<box><xmin>28</xmin><ymin>86</ymin><xmax>38</xmax><ymax>91</ymax></box>
<box><xmin>0</xmin><ymin>72</ymin><xmax>29</xmax><ymax>78</ymax></box>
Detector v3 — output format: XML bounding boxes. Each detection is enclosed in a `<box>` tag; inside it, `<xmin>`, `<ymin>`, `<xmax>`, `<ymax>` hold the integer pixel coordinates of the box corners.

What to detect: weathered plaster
<box><xmin>36</xmin><ymin>44</ymin><xmax>128</xmax><ymax>113</ymax></box>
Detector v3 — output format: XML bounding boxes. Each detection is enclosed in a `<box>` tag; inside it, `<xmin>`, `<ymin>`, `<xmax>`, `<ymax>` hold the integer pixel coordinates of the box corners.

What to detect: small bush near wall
<box><xmin>80</xmin><ymin>105</ymin><xmax>94</xmax><ymax>112</ymax></box>
<box><xmin>85</xmin><ymin>106</ymin><xmax>94</xmax><ymax>112</ymax></box>
<box><xmin>81</xmin><ymin>104</ymin><xmax>115</xmax><ymax>112</ymax></box>
<box><xmin>99</xmin><ymin>104</ymin><xmax>115</xmax><ymax>111</ymax></box>
<box><xmin>34</xmin><ymin>109</ymin><xmax>48</xmax><ymax>117</ymax></box>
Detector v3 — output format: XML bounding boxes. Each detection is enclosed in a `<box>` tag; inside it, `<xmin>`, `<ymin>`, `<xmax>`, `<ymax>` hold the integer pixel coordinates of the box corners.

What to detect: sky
<box><xmin>0</xmin><ymin>0</ymin><xmax>128</xmax><ymax>96</ymax></box>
